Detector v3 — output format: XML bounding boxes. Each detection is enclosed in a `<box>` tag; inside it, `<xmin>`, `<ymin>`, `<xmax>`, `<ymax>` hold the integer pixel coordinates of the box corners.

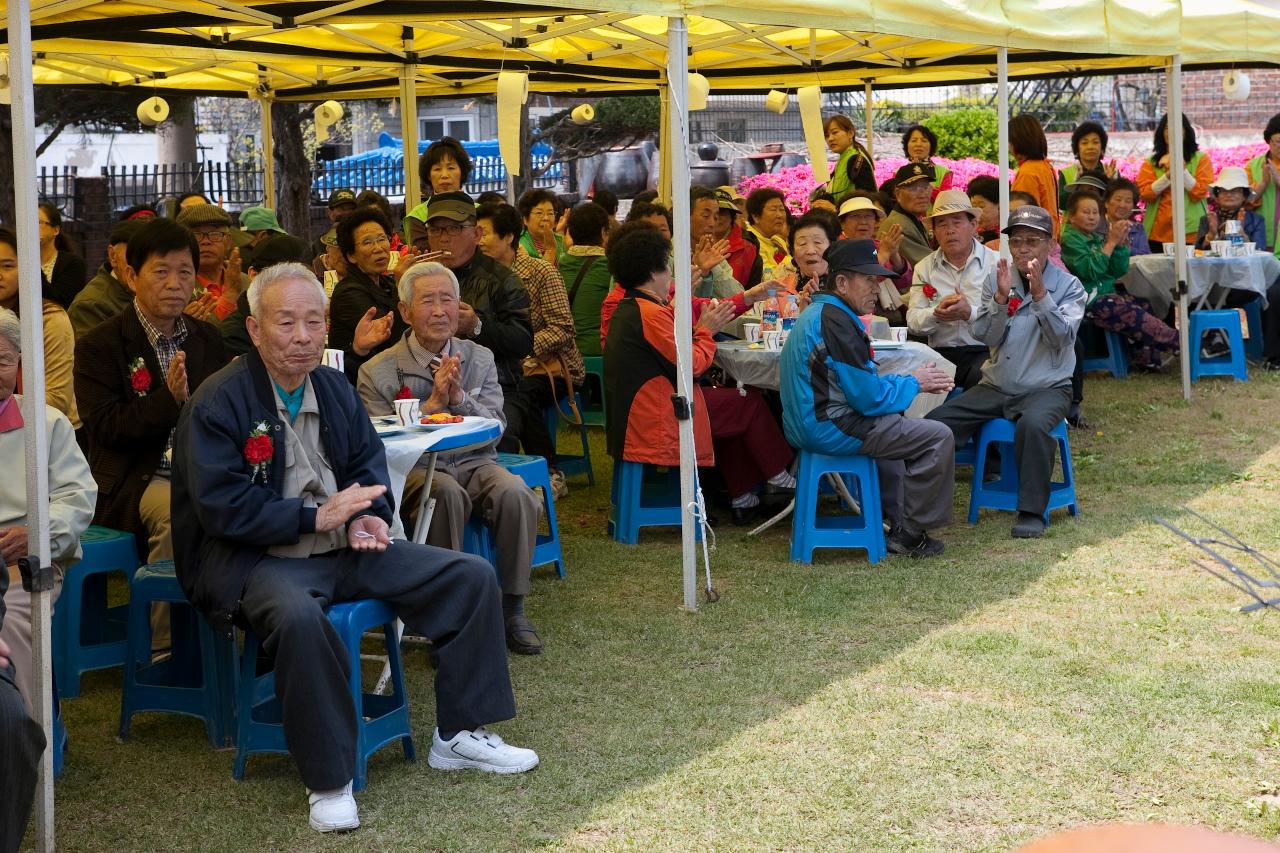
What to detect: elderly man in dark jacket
<box><xmin>172</xmin><ymin>262</ymin><xmax>536</xmax><ymax>835</ymax></box>
<box><xmin>74</xmin><ymin>218</ymin><xmax>229</xmax><ymax>563</ymax></box>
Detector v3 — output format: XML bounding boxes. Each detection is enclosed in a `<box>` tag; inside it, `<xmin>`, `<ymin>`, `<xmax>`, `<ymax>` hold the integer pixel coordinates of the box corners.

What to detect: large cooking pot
<box><xmin>596</xmin><ymin>145</ymin><xmax>650</xmax><ymax>198</ymax></box>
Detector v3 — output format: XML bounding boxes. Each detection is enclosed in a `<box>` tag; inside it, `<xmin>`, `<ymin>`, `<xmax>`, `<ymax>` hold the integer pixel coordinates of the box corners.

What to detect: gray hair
<box><xmin>397</xmin><ymin>261</ymin><xmax>459</xmax><ymax>305</ymax></box>
<box><xmin>247</xmin><ymin>262</ymin><xmax>328</xmax><ymax>318</ymax></box>
<box><xmin>0</xmin><ymin>308</ymin><xmax>19</xmax><ymax>354</ymax></box>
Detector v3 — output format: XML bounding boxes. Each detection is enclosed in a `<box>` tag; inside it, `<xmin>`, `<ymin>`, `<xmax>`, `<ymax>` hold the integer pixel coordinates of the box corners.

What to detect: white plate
<box><xmin>373</xmin><ymin>423</ymin><xmax>406</xmax><ymax>437</ymax></box>
<box><xmin>872</xmin><ymin>340</ymin><xmax>907</xmax><ymax>349</ymax></box>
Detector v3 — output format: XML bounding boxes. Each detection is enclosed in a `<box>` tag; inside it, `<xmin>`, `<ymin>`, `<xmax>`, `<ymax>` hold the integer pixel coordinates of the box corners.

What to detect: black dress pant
<box><xmin>238</xmin><ymin>543</ymin><xmax>514</xmax><ymax>791</ymax></box>
<box><xmin>932</xmin><ymin>345</ymin><xmax>989</xmax><ymax>391</ymax></box>
<box><xmin>1221</xmin><ymin>281</ymin><xmax>1280</xmax><ymax>360</ymax></box>
<box><xmin>499</xmin><ymin>376</ymin><xmax>570</xmax><ymax>464</ymax></box>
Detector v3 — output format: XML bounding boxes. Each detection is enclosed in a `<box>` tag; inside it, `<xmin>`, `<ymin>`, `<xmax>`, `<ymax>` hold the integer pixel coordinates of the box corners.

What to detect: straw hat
<box><xmin>925</xmin><ymin>189</ymin><xmax>979</xmax><ymax>221</ymax></box>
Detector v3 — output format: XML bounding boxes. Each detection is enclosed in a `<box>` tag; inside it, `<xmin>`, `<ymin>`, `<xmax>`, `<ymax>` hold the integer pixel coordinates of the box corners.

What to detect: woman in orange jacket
<box><xmin>1136</xmin><ymin>113</ymin><xmax>1214</xmax><ymax>250</ymax></box>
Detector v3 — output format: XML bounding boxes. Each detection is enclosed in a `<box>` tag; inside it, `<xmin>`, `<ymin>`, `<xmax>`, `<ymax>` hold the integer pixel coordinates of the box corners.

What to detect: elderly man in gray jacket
<box><xmin>357</xmin><ymin>262</ymin><xmax>544</xmax><ymax>655</ymax></box>
<box><xmin>926</xmin><ymin>206</ymin><xmax>1086</xmax><ymax>539</ymax></box>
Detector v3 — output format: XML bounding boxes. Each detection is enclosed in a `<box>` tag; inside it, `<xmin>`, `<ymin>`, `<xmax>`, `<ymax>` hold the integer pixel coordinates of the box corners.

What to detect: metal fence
<box><xmin>37</xmin><ymin>166</ymin><xmax>78</xmax><ymax>215</ymax></box>
<box><xmin>103</xmin><ymin>161</ymin><xmax>265</xmax><ymax>211</ymax></box>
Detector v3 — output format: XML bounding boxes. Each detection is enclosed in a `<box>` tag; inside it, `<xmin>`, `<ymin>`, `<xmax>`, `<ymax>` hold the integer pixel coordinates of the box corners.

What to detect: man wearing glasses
<box><xmin>176</xmin><ymin>203</ymin><xmax>247</xmax><ymax>322</ymax></box>
<box><xmin>926</xmin><ymin>206</ymin><xmax>1086</xmax><ymax>539</ymax></box>
<box><xmin>425</xmin><ymin>191</ymin><xmax>533</xmax><ymax>402</ymax></box>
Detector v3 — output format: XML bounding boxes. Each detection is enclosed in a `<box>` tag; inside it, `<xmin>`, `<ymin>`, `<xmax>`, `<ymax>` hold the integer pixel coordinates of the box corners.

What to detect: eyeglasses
<box><xmin>356</xmin><ymin>234</ymin><xmax>391</xmax><ymax>249</ymax></box>
<box><xmin>426</xmin><ymin>223</ymin><xmax>472</xmax><ymax>238</ymax></box>
<box><xmin>1008</xmin><ymin>236</ymin><xmax>1045</xmax><ymax>249</ymax></box>
<box><xmin>192</xmin><ymin>230</ymin><xmax>229</xmax><ymax>243</ymax></box>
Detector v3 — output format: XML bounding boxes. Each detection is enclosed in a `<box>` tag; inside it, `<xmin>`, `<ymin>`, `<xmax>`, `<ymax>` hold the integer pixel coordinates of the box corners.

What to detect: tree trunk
<box><xmin>272</xmin><ymin>101</ymin><xmax>312</xmax><ymax>237</ymax></box>
<box><xmin>156</xmin><ymin>96</ymin><xmax>199</xmax><ymax>198</ymax></box>
<box><xmin>512</xmin><ymin>100</ymin><xmax>532</xmax><ymax>200</ymax></box>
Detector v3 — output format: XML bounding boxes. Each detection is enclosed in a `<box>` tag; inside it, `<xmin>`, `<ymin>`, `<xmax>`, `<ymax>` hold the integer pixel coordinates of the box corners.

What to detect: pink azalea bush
<box><xmin>737</xmin><ymin>143</ymin><xmax>1269</xmax><ymax>212</ymax></box>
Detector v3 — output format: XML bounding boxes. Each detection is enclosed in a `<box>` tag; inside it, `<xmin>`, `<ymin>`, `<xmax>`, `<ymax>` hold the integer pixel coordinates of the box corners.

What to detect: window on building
<box><xmin>421</xmin><ymin>117</ymin><xmax>474</xmax><ymax>141</ymax></box>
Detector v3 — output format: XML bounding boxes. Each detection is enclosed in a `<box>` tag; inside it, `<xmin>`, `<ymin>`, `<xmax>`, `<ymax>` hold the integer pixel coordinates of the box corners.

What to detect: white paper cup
<box><xmin>321</xmin><ymin>348</ymin><xmax>344</xmax><ymax>372</ymax></box>
<box><xmin>743</xmin><ymin>323</ymin><xmax>762</xmax><ymax>344</ymax></box>
<box><xmin>393</xmin><ymin>398</ymin><xmax>420</xmax><ymax>427</ymax></box>
<box><xmin>890</xmin><ymin>326</ymin><xmax>908</xmax><ymax>343</ymax></box>
<box><xmin>1211</xmin><ymin>240</ymin><xmax>1229</xmax><ymax>256</ymax></box>
<box><xmin>763</xmin><ymin>330</ymin><xmax>782</xmax><ymax>351</ymax></box>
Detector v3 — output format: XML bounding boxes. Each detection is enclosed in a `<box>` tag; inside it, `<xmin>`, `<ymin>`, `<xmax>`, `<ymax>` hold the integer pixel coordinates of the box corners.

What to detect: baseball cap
<box><xmin>892</xmin><ymin>162</ymin><xmax>932</xmax><ymax>188</ymax></box>
<box><xmin>327</xmin><ymin>188</ymin><xmax>357</xmax><ymax>209</ymax></box>
<box><xmin>238</xmin><ymin>206</ymin><xmax>286</xmax><ymax>233</ymax></box>
<box><xmin>714</xmin><ymin>187</ymin><xmax>739</xmax><ymax>212</ymax></box>
<box><xmin>925</xmin><ymin>189</ymin><xmax>979</xmax><ymax>221</ymax></box>
<box><xmin>823</xmin><ymin>239</ymin><xmax>897</xmax><ymax>278</ymax></box>
<box><xmin>425</xmin><ymin>191</ymin><xmax>478</xmax><ymax>223</ymax></box>
<box><xmin>250</xmin><ymin>234</ymin><xmax>313</xmax><ymax>270</ymax></box>
<box><xmin>320</xmin><ymin>227</ymin><xmax>338</xmax><ymax>247</ymax></box>
<box><xmin>108</xmin><ymin>218</ymin><xmax>146</xmax><ymax>246</ymax></box>
<box><xmin>175</xmin><ymin>203</ymin><xmax>232</xmax><ymax>230</ymax></box>
<box><xmin>1002</xmin><ymin>205</ymin><xmax>1054</xmax><ymax>236</ymax></box>
<box><xmin>1066</xmin><ymin>174</ymin><xmax>1109</xmax><ymax>195</ymax></box>
<box><xmin>838</xmin><ymin>196</ymin><xmax>885</xmax><ymax>219</ymax></box>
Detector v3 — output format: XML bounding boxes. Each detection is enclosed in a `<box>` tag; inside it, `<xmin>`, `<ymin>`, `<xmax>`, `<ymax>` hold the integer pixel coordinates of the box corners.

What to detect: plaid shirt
<box><xmin>510</xmin><ymin>252</ymin><xmax>584</xmax><ymax>383</ymax></box>
<box><xmin>135</xmin><ymin>302</ymin><xmax>189</xmax><ymax>470</ymax></box>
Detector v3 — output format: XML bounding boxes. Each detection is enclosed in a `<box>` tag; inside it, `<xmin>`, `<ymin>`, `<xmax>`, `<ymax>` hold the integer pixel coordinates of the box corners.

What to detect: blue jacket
<box><xmin>780</xmin><ymin>292</ymin><xmax>920</xmax><ymax>456</ymax></box>
<box><xmin>171</xmin><ymin>348</ymin><xmax>393</xmax><ymax>634</ymax></box>
<box><xmin>1195</xmin><ymin>209</ymin><xmax>1267</xmax><ymax>251</ymax></box>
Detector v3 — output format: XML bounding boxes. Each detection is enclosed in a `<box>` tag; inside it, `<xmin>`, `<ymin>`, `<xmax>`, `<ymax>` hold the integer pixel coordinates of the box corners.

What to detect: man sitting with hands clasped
<box><xmin>927</xmin><ymin>205</ymin><xmax>1086</xmax><ymax>539</ymax></box>
<box><xmin>172</xmin><ymin>262</ymin><xmax>537</xmax><ymax>835</ymax></box>
<box><xmin>780</xmin><ymin>239</ymin><xmax>956</xmax><ymax>558</ymax></box>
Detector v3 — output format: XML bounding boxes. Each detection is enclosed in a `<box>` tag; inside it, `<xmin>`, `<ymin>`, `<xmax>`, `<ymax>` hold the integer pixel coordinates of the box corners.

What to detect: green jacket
<box><xmin>1060</xmin><ymin>222</ymin><xmax>1129</xmax><ymax>305</ymax></box>
<box><xmin>519</xmin><ymin>229</ymin><xmax>565</xmax><ymax>265</ymax></box>
<box><xmin>1246</xmin><ymin>153</ymin><xmax>1280</xmax><ymax>253</ymax></box>
<box><xmin>67</xmin><ymin>265</ymin><xmax>132</xmax><ymax>338</ymax></box>
<box><xmin>559</xmin><ymin>248</ymin><xmax>613</xmax><ymax>357</ymax></box>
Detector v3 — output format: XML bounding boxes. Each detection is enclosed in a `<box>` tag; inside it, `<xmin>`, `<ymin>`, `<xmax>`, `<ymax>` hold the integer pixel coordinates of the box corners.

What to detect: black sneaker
<box><xmin>1011</xmin><ymin>512</ymin><xmax>1046</xmax><ymax>539</ymax></box>
<box><xmin>1264</xmin><ymin>358</ymin><xmax>1280</xmax><ymax>372</ymax></box>
<box><xmin>886</xmin><ymin>525</ymin><xmax>945</xmax><ymax>558</ymax></box>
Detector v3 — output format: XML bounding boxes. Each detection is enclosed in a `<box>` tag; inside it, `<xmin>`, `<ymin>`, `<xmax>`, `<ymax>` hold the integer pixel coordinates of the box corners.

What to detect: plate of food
<box><xmin>416</xmin><ymin>413</ymin><xmax>466</xmax><ymax>430</ymax></box>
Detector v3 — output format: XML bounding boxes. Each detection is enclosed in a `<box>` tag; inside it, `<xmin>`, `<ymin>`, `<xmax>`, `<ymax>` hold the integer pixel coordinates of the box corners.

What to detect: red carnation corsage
<box><xmin>127</xmin><ymin>356</ymin><xmax>151</xmax><ymax>396</ymax></box>
<box><xmin>394</xmin><ymin>385</ymin><xmax>413</xmax><ymax>400</ymax></box>
<box><xmin>921</xmin><ymin>284</ymin><xmax>938</xmax><ymax>301</ymax></box>
<box><xmin>244</xmin><ymin>420</ymin><xmax>274</xmax><ymax>484</ymax></box>
<box><xmin>1006</xmin><ymin>296</ymin><xmax>1023</xmax><ymax>317</ymax></box>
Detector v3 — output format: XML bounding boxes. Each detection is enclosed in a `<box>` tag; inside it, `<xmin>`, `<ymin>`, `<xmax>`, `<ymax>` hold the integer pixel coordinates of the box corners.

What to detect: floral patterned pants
<box><xmin>1087</xmin><ymin>293</ymin><xmax>1179</xmax><ymax>368</ymax></box>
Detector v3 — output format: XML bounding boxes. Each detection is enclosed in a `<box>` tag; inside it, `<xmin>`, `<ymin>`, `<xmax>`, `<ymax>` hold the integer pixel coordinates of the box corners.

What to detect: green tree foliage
<box><xmin>535</xmin><ymin>95</ymin><xmax>659</xmax><ymax>175</ymax></box>
<box><xmin>923</xmin><ymin>108</ymin><xmax>1000</xmax><ymax>163</ymax></box>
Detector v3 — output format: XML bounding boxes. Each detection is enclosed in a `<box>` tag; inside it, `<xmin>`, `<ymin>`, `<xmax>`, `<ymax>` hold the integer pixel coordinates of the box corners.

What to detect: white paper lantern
<box><xmin>1223</xmin><ymin>71</ymin><xmax>1251</xmax><ymax>101</ymax></box>
<box><xmin>689</xmin><ymin>74</ymin><xmax>710</xmax><ymax>111</ymax></box>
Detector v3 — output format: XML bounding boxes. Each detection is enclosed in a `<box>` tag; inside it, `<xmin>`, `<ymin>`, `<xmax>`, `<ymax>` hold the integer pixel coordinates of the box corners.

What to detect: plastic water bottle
<box><xmin>781</xmin><ymin>294</ymin><xmax>799</xmax><ymax>332</ymax></box>
<box><xmin>761</xmin><ymin>287</ymin><xmax>779</xmax><ymax>331</ymax></box>
<box><xmin>1226</xmin><ymin>218</ymin><xmax>1244</xmax><ymax>254</ymax></box>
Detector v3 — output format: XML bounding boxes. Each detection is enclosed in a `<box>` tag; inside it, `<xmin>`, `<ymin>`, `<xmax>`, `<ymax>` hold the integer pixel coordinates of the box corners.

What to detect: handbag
<box><xmin>522</xmin><ymin>352</ymin><xmax>583</xmax><ymax>424</ymax></box>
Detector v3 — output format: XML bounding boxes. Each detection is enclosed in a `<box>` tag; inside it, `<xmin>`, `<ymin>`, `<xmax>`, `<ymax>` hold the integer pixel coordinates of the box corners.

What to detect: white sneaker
<box><xmin>307</xmin><ymin>781</ymin><xmax>359</xmax><ymax>832</ymax></box>
<box><xmin>428</xmin><ymin>727</ymin><xmax>540</xmax><ymax>774</ymax></box>
<box><xmin>549</xmin><ymin>469</ymin><xmax>569</xmax><ymax>501</ymax></box>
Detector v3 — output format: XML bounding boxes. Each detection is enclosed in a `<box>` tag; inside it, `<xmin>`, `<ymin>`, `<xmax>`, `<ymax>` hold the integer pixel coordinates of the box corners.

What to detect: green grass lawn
<box><xmin>38</xmin><ymin>371</ymin><xmax>1280</xmax><ymax>851</ymax></box>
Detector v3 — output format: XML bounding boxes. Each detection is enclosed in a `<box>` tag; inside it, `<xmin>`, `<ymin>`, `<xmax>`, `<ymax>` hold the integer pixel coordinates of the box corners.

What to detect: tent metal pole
<box><xmin>9</xmin><ymin>0</ymin><xmax>56</xmax><ymax>845</ymax></box>
<box><xmin>864</xmin><ymin>80</ymin><xmax>874</xmax><ymax>159</ymax></box>
<box><xmin>666</xmin><ymin>16</ymin><xmax>697</xmax><ymax>611</ymax></box>
<box><xmin>259</xmin><ymin>95</ymin><xmax>275</xmax><ymax>209</ymax></box>
<box><xmin>997</xmin><ymin>47</ymin><xmax>1009</xmax><ymax>258</ymax></box>
<box><xmin>1168</xmin><ymin>56</ymin><xmax>1191</xmax><ymax>401</ymax></box>
<box><xmin>400</xmin><ymin>27</ymin><xmax>422</xmax><ymax>212</ymax></box>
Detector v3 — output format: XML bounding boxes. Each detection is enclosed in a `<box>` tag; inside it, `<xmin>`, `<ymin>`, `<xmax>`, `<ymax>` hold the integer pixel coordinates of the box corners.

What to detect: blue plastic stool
<box><xmin>544</xmin><ymin>393</ymin><xmax>594</xmax><ymax>485</ymax></box>
<box><xmin>608</xmin><ymin>461</ymin><xmax>701</xmax><ymax>545</ymax></box>
<box><xmin>462</xmin><ymin>515</ymin><xmax>497</xmax><ymax>565</ymax></box>
<box><xmin>1081</xmin><ymin>328</ymin><xmax>1130</xmax><ymax>379</ymax></box>
<box><xmin>496</xmin><ymin>452</ymin><xmax>565</xmax><ymax>577</ymax></box>
<box><xmin>118</xmin><ymin>561</ymin><xmax>235</xmax><ymax>747</ymax></box>
<box><xmin>580</xmin><ymin>355</ymin><xmax>606</xmax><ymax>427</ymax></box>
<box><xmin>968</xmin><ymin>418</ymin><xmax>1078</xmax><ymax>525</ymax></box>
<box><xmin>54</xmin><ymin>525</ymin><xmax>137</xmax><ymax>698</ymax></box>
<box><xmin>1189</xmin><ymin>309</ymin><xmax>1248</xmax><ymax>382</ymax></box>
<box><xmin>789</xmin><ymin>451</ymin><xmax>885</xmax><ymax>564</ymax></box>
<box><xmin>232</xmin><ymin>599</ymin><xmax>415</xmax><ymax>792</ymax></box>
<box><xmin>1244</xmin><ymin>297</ymin><xmax>1265</xmax><ymax>361</ymax></box>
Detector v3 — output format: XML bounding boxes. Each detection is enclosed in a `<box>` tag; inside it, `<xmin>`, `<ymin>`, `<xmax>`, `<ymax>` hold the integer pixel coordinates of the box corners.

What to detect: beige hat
<box><xmin>837</xmin><ymin>196</ymin><xmax>885</xmax><ymax>219</ymax></box>
<box><xmin>1212</xmin><ymin>166</ymin><xmax>1251</xmax><ymax>193</ymax></box>
<box><xmin>925</xmin><ymin>189</ymin><xmax>979</xmax><ymax>220</ymax></box>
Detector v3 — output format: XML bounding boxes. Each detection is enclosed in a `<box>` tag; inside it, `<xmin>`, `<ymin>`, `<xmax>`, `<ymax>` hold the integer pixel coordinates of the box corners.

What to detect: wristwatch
<box><xmin>471</xmin><ymin>318</ymin><xmax>483</xmax><ymax>337</ymax></box>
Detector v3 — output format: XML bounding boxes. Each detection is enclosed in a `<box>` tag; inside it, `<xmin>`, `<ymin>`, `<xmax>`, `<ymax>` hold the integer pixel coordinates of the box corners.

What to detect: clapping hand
<box><xmin>166</xmin><ymin>351</ymin><xmax>189</xmax><ymax>404</ymax></box>
<box><xmin>1205</xmin><ymin>207</ymin><xmax>1220</xmax><ymax>241</ymax></box>
<box><xmin>694</xmin><ymin>235</ymin><xmax>730</xmax><ymax>277</ymax></box>
<box><xmin>878</xmin><ymin>222</ymin><xmax>904</xmax><ymax>265</ymax></box>
<box><xmin>316</xmin><ymin>483</ymin><xmax>387</xmax><ymax>533</ymax></box>
<box><xmin>994</xmin><ymin>257</ymin><xmax>1013</xmax><ymax>304</ymax></box>
<box><xmin>424</xmin><ymin>355</ymin><xmax>463</xmax><ymax>412</ymax></box>
<box><xmin>911</xmin><ymin>362</ymin><xmax>955</xmax><ymax>394</ymax></box>
<box><xmin>1026</xmin><ymin>258</ymin><xmax>1047</xmax><ymax>301</ymax></box>
<box><xmin>933</xmin><ymin>293</ymin><xmax>971</xmax><ymax>322</ymax></box>
<box><xmin>353</xmin><ymin>307</ymin><xmax>394</xmax><ymax>356</ymax></box>
<box><xmin>456</xmin><ymin>301</ymin><xmax>479</xmax><ymax>335</ymax></box>
<box><xmin>696</xmin><ymin>299</ymin><xmax>737</xmax><ymax>333</ymax></box>
<box><xmin>347</xmin><ymin>515</ymin><xmax>392</xmax><ymax>552</ymax></box>
<box><xmin>1107</xmin><ymin>218</ymin><xmax>1132</xmax><ymax>249</ymax></box>
<box><xmin>0</xmin><ymin>525</ymin><xmax>27</xmax><ymax>567</ymax></box>
<box><xmin>223</xmin><ymin>247</ymin><xmax>244</xmax><ymax>297</ymax></box>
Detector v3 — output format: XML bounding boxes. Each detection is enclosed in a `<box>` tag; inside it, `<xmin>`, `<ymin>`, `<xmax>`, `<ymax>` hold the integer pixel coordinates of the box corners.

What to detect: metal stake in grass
<box><xmin>1157</xmin><ymin>507</ymin><xmax>1280</xmax><ymax>612</ymax></box>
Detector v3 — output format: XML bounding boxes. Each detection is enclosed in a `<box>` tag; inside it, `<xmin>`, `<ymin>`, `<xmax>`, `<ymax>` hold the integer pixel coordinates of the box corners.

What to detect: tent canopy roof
<box><xmin>2</xmin><ymin>0</ymin><xmax>1278</xmax><ymax>99</ymax></box>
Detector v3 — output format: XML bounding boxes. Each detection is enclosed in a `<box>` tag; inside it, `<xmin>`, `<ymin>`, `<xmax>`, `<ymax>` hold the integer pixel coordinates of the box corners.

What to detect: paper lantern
<box><xmin>765</xmin><ymin>90</ymin><xmax>788</xmax><ymax>114</ymax></box>
<box><xmin>689</xmin><ymin>74</ymin><xmax>710</xmax><ymax>111</ymax></box>
<box><xmin>137</xmin><ymin>96</ymin><xmax>170</xmax><ymax>127</ymax></box>
<box><xmin>497</xmin><ymin>71</ymin><xmax>530</xmax><ymax>177</ymax></box>
<box><xmin>1223</xmin><ymin>71</ymin><xmax>1251</xmax><ymax>101</ymax></box>
<box><xmin>314</xmin><ymin>100</ymin><xmax>344</xmax><ymax>143</ymax></box>
<box><xmin>570</xmin><ymin>104</ymin><xmax>595</xmax><ymax>125</ymax></box>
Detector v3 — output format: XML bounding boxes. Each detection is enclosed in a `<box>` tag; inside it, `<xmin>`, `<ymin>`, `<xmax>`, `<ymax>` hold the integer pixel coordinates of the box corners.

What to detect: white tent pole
<box><xmin>864</xmin><ymin>80</ymin><xmax>874</xmax><ymax>159</ymax></box>
<box><xmin>658</xmin><ymin>83</ymin><xmax>671</xmax><ymax>203</ymax></box>
<box><xmin>666</xmin><ymin>16</ymin><xmax>697</xmax><ymax>611</ymax></box>
<box><xmin>9</xmin><ymin>0</ymin><xmax>56</xmax><ymax>845</ymax></box>
<box><xmin>997</xmin><ymin>47</ymin><xmax>1010</xmax><ymax>258</ymax></box>
<box><xmin>1167</xmin><ymin>56</ymin><xmax>1191</xmax><ymax>401</ymax></box>
<box><xmin>400</xmin><ymin>26</ymin><xmax>422</xmax><ymax>211</ymax></box>
<box><xmin>259</xmin><ymin>95</ymin><xmax>275</xmax><ymax>209</ymax></box>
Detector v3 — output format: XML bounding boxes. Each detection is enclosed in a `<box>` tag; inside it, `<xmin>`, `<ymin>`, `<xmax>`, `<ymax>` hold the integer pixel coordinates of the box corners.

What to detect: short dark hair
<box><xmin>607</xmin><ymin>221</ymin><xmax>670</xmax><ymax>289</ymax></box>
<box><xmin>475</xmin><ymin>202</ymin><xmax>523</xmax><ymax>251</ymax></box>
<box><xmin>966</xmin><ymin>175</ymin><xmax>1000</xmax><ymax>205</ymax></box>
<box><xmin>1070</xmin><ymin>121</ymin><xmax>1109</xmax><ymax>158</ymax></box>
<box><xmin>1065</xmin><ymin>190</ymin><xmax>1101</xmax><ymax>216</ymax></box>
<box><xmin>517</xmin><ymin>188</ymin><xmax>558</xmax><ymax>220</ymax></box>
<box><xmin>789</xmin><ymin>209</ymin><xmax>839</xmax><ymax>255</ymax></box>
<box><xmin>38</xmin><ymin>201</ymin><xmax>72</xmax><ymax>252</ymax></box>
<box><xmin>1008</xmin><ymin>190</ymin><xmax>1038</xmax><ymax>206</ymax></box>
<box><xmin>1264</xmin><ymin>113</ymin><xmax>1280</xmax><ymax>144</ymax></box>
<box><xmin>249</xmin><ymin>234</ymin><xmax>313</xmax><ymax>272</ymax></box>
<box><xmin>690</xmin><ymin>185</ymin><xmax>717</xmax><ymax>207</ymax></box>
<box><xmin>745</xmin><ymin>187</ymin><xmax>786</xmax><ymax>224</ymax></box>
<box><xmin>335</xmin><ymin>206</ymin><xmax>392</xmax><ymax>260</ymax></box>
<box><xmin>475</xmin><ymin>191</ymin><xmax>506</xmax><ymax>206</ymax></box>
<box><xmin>1104</xmin><ymin>177</ymin><xmax>1140</xmax><ymax>204</ymax></box>
<box><xmin>125</xmin><ymin>218</ymin><xmax>199</xmax><ymax>274</ymax></box>
<box><xmin>592</xmin><ymin>189</ymin><xmax>619</xmax><ymax>216</ymax></box>
<box><xmin>0</xmin><ymin>227</ymin><xmax>14</xmax><ymax>253</ymax></box>
<box><xmin>355</xmin><ymin>190</ymin><xmax>394</xmax><ymax>223</ymax></box>
<box><xmin>902</xmin><ymin>124</ymin><xmax>938</xmax><ymax>158</ymax></box>
<box><xmin>625</xmin><ymin>201</ymin><xmax>672</xmax><ymax>231</ymax></box>
<box><xmin>420</xmin><ymin>137</ymin><xmax>472</xmax><ymax>192</ymax></box>
<box><xmin>1009</xmin><ymin>114</ymin><xmax>1048</xmax><ymax>161</ymax></box>
<box><xmin>633</xmin><ymin>190</ymin><xmax>660</xmax><ymax>206</ymax></box>
<box><xmin>568</xmin><ymin>202</ymin><xmax>610</xmax><ymax>246</ymax></box>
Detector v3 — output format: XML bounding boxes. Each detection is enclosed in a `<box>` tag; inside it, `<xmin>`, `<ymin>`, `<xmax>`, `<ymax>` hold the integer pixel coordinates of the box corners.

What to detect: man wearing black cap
<box><xmin>881</xmin><ymin>163</ymin><xmax>936</xmax><ymax>265</ymax></box>
<box><xmin>425</xmin><ymin>191</ymin><xmax>533</xmax><ymax>396</ymax></box>
<box><xmin>218</xmin><ymin>233</ymin><xmax>314</xmax><ymax>356</ymax></box>
<box><xmin>315</xmin><ymin>188</ymin><xmax>358</xmax><ymax>257</ymax></box>
<box><xmin>926</xmin><ymin>206</ymin><xmax>1086</xmax><ymax>539</ymax></box>
<box><xmin>68</xmin><ymin>218</ymin><xmax>145</xmax><ymax>337</ymax></box>
<box><xmin>780</xmin><ymin>239</ymin><xmax>957</xmax><ymax>558</ymax></box>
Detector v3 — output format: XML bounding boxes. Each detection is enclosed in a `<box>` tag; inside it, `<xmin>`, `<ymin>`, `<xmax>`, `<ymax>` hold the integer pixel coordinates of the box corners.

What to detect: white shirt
<box><xmin>905</xmin><ymin>239</ymin><xmax>999</xmax><ymax>349</ymax></box>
